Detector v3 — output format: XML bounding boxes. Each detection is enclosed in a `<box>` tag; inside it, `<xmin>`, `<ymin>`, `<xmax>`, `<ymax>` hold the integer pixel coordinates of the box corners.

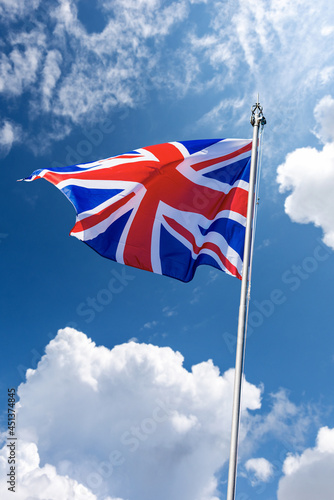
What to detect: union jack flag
<box><xmin>24</xmin><ymin>139</ymin><xmax>253</xmax><ymax>282</ymax></box>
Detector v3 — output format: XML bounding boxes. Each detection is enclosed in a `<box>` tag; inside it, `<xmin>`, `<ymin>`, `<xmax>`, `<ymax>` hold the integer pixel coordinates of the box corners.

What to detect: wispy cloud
<box><xmin>40</xmin><ymin>49</ymin><xmax>63</xmax><ymax>112</ymax></box>
<box><xmin>0</xmin><ymin>0</ymin><xmax>41</xmax><ymax>21</ymax></box>
<box><xmin>0</xmin><ymin>0</ymin><xmax>195</xmax><ymax>148</ymax></box>
<box><xmin>0</xmin><ymin>119</ymin><xmax>21</xmax><ymax>157</ymax></box>
<box><xmin>191</xmin><ymin>0</ymin><xmax>334</xmax><ymax>151</ymax></box>
<box><xmin>1</xmin><ymin>0</ymin><xmax>333</xmax><ymax>153</ymax></box>
<box><xmin>0</xmin><ymin>31</ymin><xmax>44</xmax><ymax>96</ymax></box>
<box><xmin>241</xmin><ymin>389</ymin><xmax>317</xmax><ymax>456</ymax></box>
<box><xmin>162</xmin><ymin>305</ymin><xmax>178</xmax><ymax>317</ymax></box>
<box><xmin>141</xmin><ymin>320</ymin><xmax>159</xmax><ymax>329</ymax></box>
<box><xmin>0</xmin><ymin>4</ymin><xmax>162</xmax><ymax>154</ymax></box>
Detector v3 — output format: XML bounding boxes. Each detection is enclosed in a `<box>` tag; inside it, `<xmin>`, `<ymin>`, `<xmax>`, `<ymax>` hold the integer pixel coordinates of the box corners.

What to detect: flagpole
<box><xmin>226</xmin><ymin>99</ymin><xmax>266</xmax><ymax>500</ymax></box>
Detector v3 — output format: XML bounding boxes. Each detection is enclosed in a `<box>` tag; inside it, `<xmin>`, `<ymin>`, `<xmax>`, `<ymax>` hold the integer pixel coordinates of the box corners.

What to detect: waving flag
<box><xmin>24</xmin><ymin>139</ymin><xmax>253</xmax><ymax>282</ymax></box>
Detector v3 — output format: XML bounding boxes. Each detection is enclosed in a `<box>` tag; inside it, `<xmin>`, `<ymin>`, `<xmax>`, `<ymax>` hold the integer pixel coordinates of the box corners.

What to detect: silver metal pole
<box><xmin>226</xmin><ymin>100</ymin><xmax>266</xmax><ymax>500</ymax></box>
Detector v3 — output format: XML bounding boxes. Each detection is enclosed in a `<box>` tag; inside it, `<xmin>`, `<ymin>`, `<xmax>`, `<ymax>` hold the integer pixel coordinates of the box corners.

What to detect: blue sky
<box><xmin>1</xmin><ymin>1</ymin><xmax>334</xmax><ymax>499</ymax></box>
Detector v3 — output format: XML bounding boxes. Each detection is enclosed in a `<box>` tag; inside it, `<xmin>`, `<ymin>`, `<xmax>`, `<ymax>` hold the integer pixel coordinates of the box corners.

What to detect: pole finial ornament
<box><xmin>250</xmin><ymin>100</ymin><xmax>266</xmax><ymax>127</ymax></box>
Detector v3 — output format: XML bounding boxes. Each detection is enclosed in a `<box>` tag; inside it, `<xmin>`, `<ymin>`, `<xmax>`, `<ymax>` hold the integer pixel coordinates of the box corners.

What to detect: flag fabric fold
<box><xmin>24</xmin><ymin>139</ymin><xmax>252</xmax><ymax>282</ymax></box>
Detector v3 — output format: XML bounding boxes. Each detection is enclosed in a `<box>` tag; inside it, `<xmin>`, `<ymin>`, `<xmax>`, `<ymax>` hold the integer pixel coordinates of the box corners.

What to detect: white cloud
<box><xmin>245</xmin><ymin>457</ymin><xmax>273</xmax><ymax>484</ymax></box>
<box><xmin>0</xmin><ymin>0</ymin><xmax>333</xmax><ymax>152</ymax></box>
<box><xmin>41</xmin><ymin>49</ymin><xmax>63</xmax><ymax>111</ymax></box>
<box><xmin>162</xmin><ymin>305</ymin><xmax>178</xmax><ymax>316</ymax></box>
<box><xmin>192</xmin><ymin>0</ymin><xmax>334</xmax><ymax>144</ymax></box>
<box><xmin>0</xmin><ymin>119</ymin><xmax>21</xmax><ymax>156</ymax></box>
<box><xmin>46</xmin><ymin>0</ymin><xmax>192</xmax><ymax>123</ymax></box>
<box><xmin>0</xmin><ymin>0</ymin><xmax>193</xmax><ymax>143</ymax></box>
<box><xmin>195</xmin><ymin>97</ymin><xmax>247</xmax><ymax>134</ymax></box>
<box><xmin>0</xmin><ymin>440</ymin><xmax>106</xmax><ymax>500</ymax></box>
<box><xmin>0</xmin><ymin>26</ymin><xmax>46</xmax><ymax>96</ymax></box>
<box><xmin>321</xmin><ymin>25</ymin><xmax>334</xmax><ymax>36</ymax></box>
<box><xmin>277</xmin><ymin>96</ymin><xmax>334</xmax><ymax>249</ymax></box>
<box><xmin>198</xmin><ymin>0</ymin><xmax>330</xmax><ymax>77</ymax></box>
<box><xmin>142</xmin><ymin>320</ymin><xmax>159</xmax><ymax>329</ymax></box>
<box><xmin>0</xmin><ymin>0</ymin><xmax>40</xmax><ymax>21</ymax></box>
<box><xmin>11</xmin><ymin>327</ymin><xmax>261</xmax><ymax>500</ymax></box>
<box><xmin>313</xmin><ymin>94</ymin><xmax>334</xmax><ymax>143</ymax></box>
<box><xmin>319</xmin><ymin>65</ymin><xmax>334</xmax><ymax>85</ymax></box>
<box><xmin>240</xmin><ymin>389</ymin><xmax>313</xmax><ymax>460</ymax></box>
<box><xmin>0</xmin><ymin>329</ymin><xmax>320</xmax><ymax>499</ymax></box>
<box><xmin>230</xmin><ymin>0</ymin><xmax>333</xmax><ymax>83</ymax></box>
<box><xmin>277</xmin><ymin>426</ymin><xmax>334</xmax><ymax>500</ymax></box>
<box><xmin>0</xmin><ymin>45</ymin><xmax>41</xmax><ymax>96</ymax></box>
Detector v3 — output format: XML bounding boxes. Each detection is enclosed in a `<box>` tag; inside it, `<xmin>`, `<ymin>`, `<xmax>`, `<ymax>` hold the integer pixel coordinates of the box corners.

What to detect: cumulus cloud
<box><xmin>245</xmin><ymin>457</ymin><xmax>273</xmax><ymax>484</ymax></box>
<box><xmin>277</xmin><ymin>426</ymin><xmax>334</xmax><ymax>500</ymax></box>
<box><xmin>6</xmin><ymin>327</ymin><xmax>262</xmax><ymax>500</ymax></box>
<box><xmin>0</xmin><ymin>441</ymin><xmax>105</xmax><ymax>500</ymax></box>
<box><xmin>277</xmin><ymin>96</ymin><xmax>334</xmax><ymax>249</ymax></box>
<box><xmin>0</xmin><ymin>328</ymin><xmax>319</xmax><ymax>499</ymax></box>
